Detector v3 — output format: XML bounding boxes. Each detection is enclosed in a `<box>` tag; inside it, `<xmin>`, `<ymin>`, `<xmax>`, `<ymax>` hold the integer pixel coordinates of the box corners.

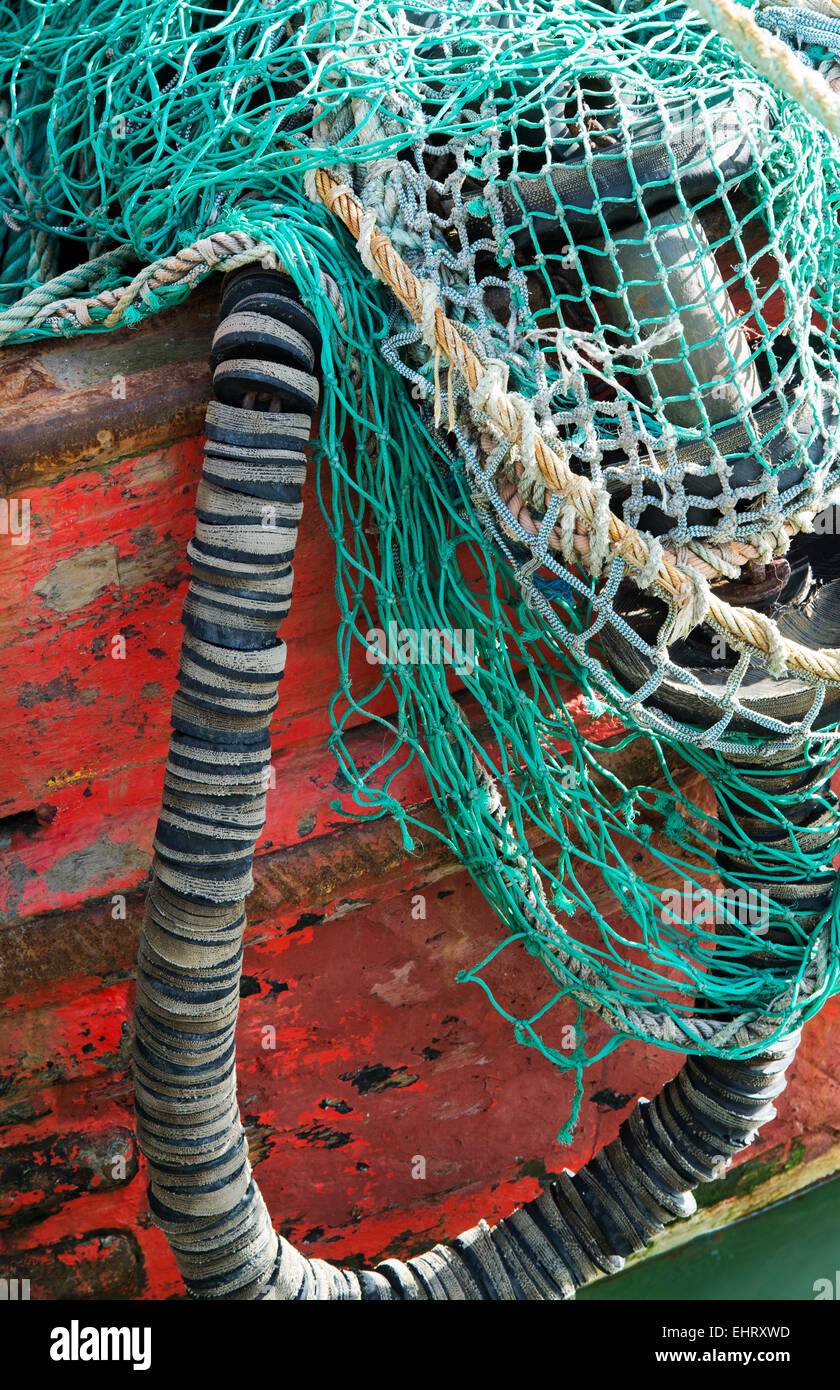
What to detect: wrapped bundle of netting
<box><xmin>4</xmin><ymin>0</ymin><xmax>840</xmax><ymax>1297</ymax></box>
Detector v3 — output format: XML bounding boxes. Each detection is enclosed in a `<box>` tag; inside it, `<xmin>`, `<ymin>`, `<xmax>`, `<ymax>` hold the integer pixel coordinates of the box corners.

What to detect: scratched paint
<box><xmin>1</xmin><ymin>288</ymin><xmax>838</xmax><ymax>1300</ymax></box>
<box><xmin>3</xmin><ymin>867</ymin><xmax>839</xmax><ymax>1296</ymax></box>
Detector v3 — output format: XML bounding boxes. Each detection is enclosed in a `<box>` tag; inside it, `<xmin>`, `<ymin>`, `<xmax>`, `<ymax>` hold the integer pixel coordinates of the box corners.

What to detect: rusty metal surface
<box><xmin>0</xmin><ymin>283</ymin><xmax>216</xmax><ymax>494</ymax></box>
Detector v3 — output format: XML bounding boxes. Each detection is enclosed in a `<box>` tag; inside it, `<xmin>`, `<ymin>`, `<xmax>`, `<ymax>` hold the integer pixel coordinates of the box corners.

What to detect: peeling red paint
<box><xmin>2</xmin><ymin>299</ymin><xmax>839</xmax><ymax>1300</ymax></box>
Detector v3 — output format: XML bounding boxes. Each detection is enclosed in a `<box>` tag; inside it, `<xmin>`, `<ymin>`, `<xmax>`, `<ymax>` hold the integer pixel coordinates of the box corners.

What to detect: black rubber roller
<box><xmin>219</xmin><ymin>268</ymin><xmax>322</xmax><ymax>354</ymax></box>
<box><xmin>201</xmin><ymin>453</ymin><xmax>307</xmax><ymax>501</ymax></box>
<box><xmin>205</xmin><ymin>400</ymin><xmax>311</xmax><ymax>453</ymax></box>
<box><xmin>486</xmin><ymin>88</ymin><xmax>773</xmax><ymax>245</ymax></box>
<box><xmin>213</xmin><ymin>358</ymin><xmax>320</xmax><ymax>414</ymax></box>
<box><xmin>210</xmin><ymin>312</ymin><xmax>316</xmax><ymax>375</ymax></box>
<box><xmin>606</xmin><ymin>387</ymin><xmax>835</xmax><ymax>538</ymax></box>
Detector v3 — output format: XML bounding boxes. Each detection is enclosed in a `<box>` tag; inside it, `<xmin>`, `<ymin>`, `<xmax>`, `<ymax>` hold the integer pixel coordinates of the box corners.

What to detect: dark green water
<box><xmin>578</xmin><ymin>1175</ymin><xmax>840</xmax><ymax>1301</ymax></box>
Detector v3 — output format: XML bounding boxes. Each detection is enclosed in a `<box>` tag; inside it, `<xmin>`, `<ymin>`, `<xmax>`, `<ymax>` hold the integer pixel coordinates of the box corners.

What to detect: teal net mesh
<box><xmin>3</xmin><ymin>0</ymin><xmax>840</xmax><ymax>1133</ymax></box>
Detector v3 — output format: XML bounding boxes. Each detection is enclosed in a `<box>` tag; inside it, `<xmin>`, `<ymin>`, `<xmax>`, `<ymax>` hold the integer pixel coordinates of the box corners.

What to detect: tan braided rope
<box><xmin>312</xmin><ymin>167</ymin><xmax>840</xmax><ymax>689</ymax></box>
<box><xmin>0</xmin><ymin>230</ymin><xmax>294</xmax><ymax>343</ymax></box>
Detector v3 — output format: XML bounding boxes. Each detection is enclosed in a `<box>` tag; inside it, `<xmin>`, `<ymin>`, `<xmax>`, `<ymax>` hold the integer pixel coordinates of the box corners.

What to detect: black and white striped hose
<box><xmin>133</xmin><ymin>269</ymin><xmax>808</xmax><ymax>1300</ymax></box>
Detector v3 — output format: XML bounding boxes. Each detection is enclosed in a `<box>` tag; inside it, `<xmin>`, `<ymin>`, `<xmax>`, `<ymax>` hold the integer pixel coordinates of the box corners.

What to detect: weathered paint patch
<box><xmin>43</xmin><ymin>835</ymin><xmax>149</xmax><ymax>897</ymax></box>
<box><xmin>340</xmin><ymin>1063</ymin><xmax>421</xmax><ymax>1095</ymax></box>
<box><xmin>33</xmin><ymin>544</ymin><xmax>120</xmax><ymax>614</ymax></box>
<box><xmin>1</xmin><ymin>1128</ymin><xmax>137</xmax><ymax>1229</ymax></box>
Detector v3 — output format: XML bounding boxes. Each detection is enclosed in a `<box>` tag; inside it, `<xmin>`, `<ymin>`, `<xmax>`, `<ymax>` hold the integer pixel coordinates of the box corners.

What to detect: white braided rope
<box><xmin>689</xmin><ymin>0</ymin><xmax>840</xmax><ymax>135</ymax></box>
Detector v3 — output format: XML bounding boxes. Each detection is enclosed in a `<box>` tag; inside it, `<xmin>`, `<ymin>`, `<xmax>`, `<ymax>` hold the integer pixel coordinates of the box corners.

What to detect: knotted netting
<box><xmin>4</xmin><ymin>0</ymin><xmax>840</xmax><ymax>1133</ymax></box>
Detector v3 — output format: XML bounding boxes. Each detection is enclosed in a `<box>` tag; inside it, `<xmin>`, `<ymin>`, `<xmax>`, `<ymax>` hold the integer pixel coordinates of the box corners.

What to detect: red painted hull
<box><xmin>1</xmin><ymin>284</ymin><xmax>838</xmax><ymax>1299</ymax></box>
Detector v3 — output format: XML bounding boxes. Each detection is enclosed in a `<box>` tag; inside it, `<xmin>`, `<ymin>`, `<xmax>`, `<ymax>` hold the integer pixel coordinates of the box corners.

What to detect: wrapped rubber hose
<box><xmin>133</xmin><ymin>270</ymin><xmax>815</xmax><ymax>1299</ymax></box>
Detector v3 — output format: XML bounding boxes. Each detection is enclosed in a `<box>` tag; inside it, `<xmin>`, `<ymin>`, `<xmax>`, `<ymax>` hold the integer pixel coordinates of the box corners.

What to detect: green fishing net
<box><xmin>3</xmin><ymin>0</ymin><xmax>840</xmax><ymax>1133</ymax></box>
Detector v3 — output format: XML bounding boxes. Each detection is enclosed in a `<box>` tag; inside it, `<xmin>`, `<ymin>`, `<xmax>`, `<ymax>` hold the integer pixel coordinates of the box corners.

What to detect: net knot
<box><xmin>636</xmin><ymin>535</ymin><xmax>666</xmax><ymax>592</ymax></box>
<box><xmin>417</xmin><ymin>278</ymin><xmax>439</xmax><ymax>352</ymax></box>
<box><xmin>667</xmin><ymin>554</ymin><xmax>711</xmax><ymax>644</ymax></box>
<box><xmin>469</xmin><ymin>357</ymin><xmax>510</xmax><ymax>420</ymax></box>
<box><xmin>744</xmin><ymin>608</ymin><xmax>790</xmax><ymax>678</ymax></box>
<box><xmin>355</xmin><ymin>205</ymin><xmax>384</xmax><ymax>283</ymax></box>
